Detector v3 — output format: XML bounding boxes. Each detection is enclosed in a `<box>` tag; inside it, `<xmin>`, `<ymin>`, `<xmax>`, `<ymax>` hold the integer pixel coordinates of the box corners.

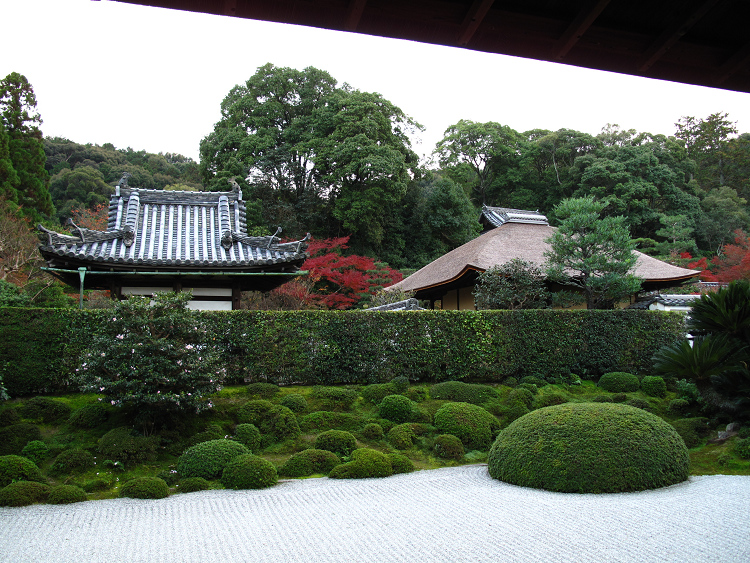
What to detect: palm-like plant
<box><xmin>688</xmin><ymin>280</ymin><xmax>750</xmax><ymax>345</ymax></box>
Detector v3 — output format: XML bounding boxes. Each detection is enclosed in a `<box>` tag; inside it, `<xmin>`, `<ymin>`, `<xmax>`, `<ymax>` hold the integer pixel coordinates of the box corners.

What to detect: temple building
<box><xmin>37</xmin><ymin>176</ymin><xmax>309</xmax><ymax>310</ymax></box>
<box><xmin>389</xmin><ymin>206</ymin><xmax>700</xmax><ymax>310</ymax></box>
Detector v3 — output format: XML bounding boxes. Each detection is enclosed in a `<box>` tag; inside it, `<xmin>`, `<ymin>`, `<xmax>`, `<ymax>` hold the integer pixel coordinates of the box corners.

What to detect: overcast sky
<box><xmin>5</xmin><ymin>0</ymin><xmax>750</xmax><ymax>163</ymax></box>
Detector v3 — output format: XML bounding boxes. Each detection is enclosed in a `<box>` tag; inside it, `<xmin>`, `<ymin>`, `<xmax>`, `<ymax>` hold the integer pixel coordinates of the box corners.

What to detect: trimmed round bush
<box><xmin>281</xmin><ymin>393</ymin><xmax>307</xmax><ymax>413</ymax></box>
<box><xmin>361</xmin><ymin>383</ymin><xmax>397</xmax><ymax>405</ymax></box>
<box><xmin>667</xmin><ymin>398</ymin><xmax>690</xmax><ymax>414</ymax></box>
<box><xmin>279</xmin><ymin>449</ymin><xmax>341</xmax><ymax>477</ymax></box>
<box><xmin>734</xmin><ymin>438</ymin><xmax>750</xmax><ymax>459</ymax></box>
<box><xmin>68</xmin><ymin>404</ymin><xmax>108</xmax><ymax>429</ymax></box>
<box><xmin>98</xmin><ymin>427</ymin><xmax>159</xmax><ymax>466</ymax></box>
<box><xmin>235</xmin><ymin>401</ymin><xmax>299</xmax><ymax>442</ymax></box>
<box><xmin>235</xmin><ymin>400</ymin><xmax>274</xmax><ymax>425</ymax></box>
<box><xmin>299</xmin><ymin>411</ymin><xmax>363</xmax><ymax>432</ymax></box>
<box><xmin>507</xmin><ymin>388</ymin><xmax>534</xmax><ymax>409</ymax></box>
<box><xmin>503</xmin><ymin>377</ymin><xmax>518</xmax><ymax>388</ymax></box>
<box><xmin>177</xmin><ymin>477</ymin><xmax>211</xmax><ymax>493</ymax></box>
<box><xmin>488</xmin><ymin>403</ymin><xmax>690</xmax><ymax>493</ymax></box>
<box><xmin>50</xmin><ymin>448</ymin><xmax>95</xmax><ymax>475</ymax></box>
<box><xmin>361</xmin><ymin>423</ymin><xmax>384</xmax><ymax>440</ymax></box>
<box><xmin>611</xmin><ymin>393</ymin><xmax>628</xmax><ymax>403</ymax></box>
<box><xmin>434</xmin><ymin>434</ymin><xmax>465</xmax><ymax>460</ymax></box>
<box><xmin>640</xmin><ymin>376</ymin><xmax>667</xmax><ymax>398</ymax></box>
<box><xmin>406</xmin><ymin>387</ymin><xmax>428</xmax><ymax>402</ymax></box>
<box><xmin>187</xmin><ymin>427</ymin><xmax>224</xmax><ymax>448</ymax></box>
<box><xmin>434</xmin><ymin>402</ymin><xmax>500</xmax><ymax>450</ymax></box>
<box><xmin>233</xmin><ymin>423</ymin><xmax>262</xmax><ymax>452</ymax></box>
<box><xmin>387</xmin><ymin>452</ymin><xmax>414</xmax><ymax>474</ymax></box>
<box><xmin>598</xmin><ymin>372</ymin><xmax>640</xmax><ymax>393</ymax></box>
<box><xmin>82</xmin><ymin>479</ymin><xmax>109</xmax><ymax>493</ymax></box>
<box><xmin>430</xmin><ymin>381</ymin><xmax>498</xmax><ymax>405</ymax></box>
<box><xmin>311</xmin><ymin>386</ymin><xmax>358</xmax><ymax>411</ymax></box>
<box><xmin>48</xmin><ymin>484</ymin><xmax>87</xmax><ymax>505</ymax></box>
<box><xmin>120</xmin><ymin>477</ymin><xmax>169</xmax><ymax>499</ymax></box>
<box><xmin>21</xmin><ymin>440</ymin><xmax>50</xmax><ymax>466</ymax></box>
<box><xmin>387</xmin><ymin>424</ymin><xmax>417</xmax><ymax>450</ymax></box>
<box><xmin>221</xmin><ymin>454</ymin><xmax>278</xmax><ymax>489</ymax></box>
<box><xmin>328</xmin><ymin>448</ymin><xmax>393</xmax><ymax>479</ymax></box>
<box><xmin>0</xmin><ymin>455</ymin><xmax>46</xmax><ymax>487</ymax></box>
<box><xmin>315</xmin><ymin>430</ymin><xmax>357</xmax><ymax>457</ymax></box>
<box><xmin>0</xmin><ymin>423</ymin><xmax>42</xmax><ymax>456</ymax></box>
<box><xmin>0</xmin><ymin>481</ymin><xmax>51</xmax><ymax>506</ymax></box>
<box><xmin>533</xmin><ymin>393</ymin><xmax>569</xmax><ymax>408</ymax></box>
<box><xmin>517</xmin><ymin>383</ymin><xmax>538</xmax><ymax>395</ymax></box>
<box><xmin>18</xmin><ymin>396</ymin><xmax>72</xmax><ymax>423</ymax></box>
<box><xmin>378</xmin><ymin>395</ymin><xmax>416</xmax><ymax>424</ymax></box>
<box><xmin>245</xmin><ymin>382</ymin><xmax>280</xmax><ymax>399</ymax></box>
<box><xmin>671</xmin><ymin>418</ymin><xmax>711</xmax><ymax>448</ymax></box>
<box><xmin>177</xmin><ymin>439</ymin><xmax>250</xmax><ymax>479</ymax></box>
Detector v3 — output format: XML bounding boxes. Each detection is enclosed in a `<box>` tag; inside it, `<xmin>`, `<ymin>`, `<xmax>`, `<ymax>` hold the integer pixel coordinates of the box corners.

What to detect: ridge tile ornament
<box><xmin>37</xmin><ymin>175</ymin><xmax>310</xmax><ymax>309</ymax></box>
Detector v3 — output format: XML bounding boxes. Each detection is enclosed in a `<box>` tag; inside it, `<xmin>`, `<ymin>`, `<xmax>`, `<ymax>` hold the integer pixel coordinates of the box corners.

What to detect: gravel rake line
<box><xmin>1</xmin><ymin>466</ymin><xmax>749</xmax><ymax>563</ymax></box>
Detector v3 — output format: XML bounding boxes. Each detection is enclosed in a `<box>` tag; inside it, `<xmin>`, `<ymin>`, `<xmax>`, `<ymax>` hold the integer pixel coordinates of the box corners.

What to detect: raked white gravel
<box><xmin>1</xmin><ymin>465</ymin><xmax>748</xmax><ymax>563</ymax></box>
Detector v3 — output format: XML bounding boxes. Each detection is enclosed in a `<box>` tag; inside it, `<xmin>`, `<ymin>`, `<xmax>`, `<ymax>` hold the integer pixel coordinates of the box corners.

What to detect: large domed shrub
<box><xmin>281</xmin><ymin>393</ymin><xmax>307</xmax><ymax>413</ymax></box>
<box><xmin>314</xmin><ymin>430</ymin><xmax>357</xmax><ymax>457</ymax></box>
<box><xmin>361</xmin><ymin>382</ymin><xmax>398</xmax><ymax>405</ymax></box>
<box><xmin>50</xmin><ymin>448</ymin><xmax>95</xmax><ymax>476</ymax></box>
<box><xmin>0</xmin><ymin>455</ymin><xmax>46</xmax><ymax>487</ymax></box>
<box><xmin>387</xmin><ymin>452</ymin><xmax>414</xmax><ymax>474</ymax></box>
<box><xmin>387</xmin><ymin>424</ymin><xmax>416</xmax><ymax>450</ymax></box>
<box><xmin>221</xmin><ymin>454</ymin><xmax>277</xmax><ymax>490</ymax></box>
<box><xmin>236</xmin><ymin>401</ymin><xmax>300</xmax><ymax>442</ymax></box>
<box><xmin>48</xmin><ymin>485</ymin><xmax>88</xmax><ymax>505</ymax></box>
<box><xmin>279</xmin><ymin>449</ymin><xmax>341</xmax><ymax>477</ymax></box>
<box><xmin>430</xmin><ymin>381</ymin><xmax>498</xmax><ymax>405</ymax></box>
<box><xmin>597</xmin><ymin>372</ymin><xmax>640</xmax><ymax>393</ymax></box>
<box><xmin>19</xmin><ymin>396</ymin><xmax>72</xmax><ymax>423</ymax></box>
<box><xmin>68</xmin><ymin>404</ymin><xmax>108</xmax><ymax>429</ymax></box>
<box><xmin>433</xmin><ymin>402</ymin><xmax>500</xmax><ymax>450</ymax></box>
<box><xmin>20</xmin><ymin>440</ymin><xmax>50</xmax><ymax>466</ymax></box>
<box><xmin>120</xmin><ymin>477</ymin><xmax>169</xmax><ymax>499</ymax></box>
<box><xmin>177</xmin><ymin>439</ymin><xmax>249</xmax><ymax>479</ymax></box>
<box><xmin>640</xmin><ymin>376</ymin><xmax>667</xmax><ymax>398</ymax></box>
<box><xmin>378</xmin><ymin>395</ymin><xmax>416</xmax><ymax>423</ymax></box>
<box><xmin>488</xmin><ymin>403</ymin><xmax>690</xmax><ymax>493</ymax></box>
<box><xmin>0</xmin><ymin>423</ymin><xmax>42</xmax><ymax>455</ymax></box>
<box><xmin>177</xmin><ymin>477</ymin><xmax>211</xmax><ymax>493</ymax></box>
<box><xmin>328</xmin><ymin>448</ymin><xmax>393</xmax><ymax>479</ymax></box>
<box><xmin>433</xmin><ymin>434</ymin><xmax>465</xmax><ymax>460</ymax></box>
<box><xmin>0</xmin><ymin>481</ymin><xmax>51</xmax><ymax>506</ymax></box>
<box><xmin>233</xmin><ymin>423</ymin><xmax>261</xmax><ymax>452</ymax></box>
<box><xmin>98</xmin><ymin>427</ymin><xmax>159</xmax><ymax>466</ymax></box>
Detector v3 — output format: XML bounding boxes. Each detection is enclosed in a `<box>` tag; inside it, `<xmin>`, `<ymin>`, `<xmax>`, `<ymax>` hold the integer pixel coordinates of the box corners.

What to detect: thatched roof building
<box><xmin>389</xmin><ymin>206</ymin><xmax>699</xmax><ymax>310</ymax></box>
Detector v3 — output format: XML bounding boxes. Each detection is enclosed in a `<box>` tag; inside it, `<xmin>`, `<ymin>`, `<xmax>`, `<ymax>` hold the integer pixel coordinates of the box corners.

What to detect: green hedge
<box><xmin>0</xmin><ymin>308</ymin><xmax>685</xmax><ymax>395</ymax></box>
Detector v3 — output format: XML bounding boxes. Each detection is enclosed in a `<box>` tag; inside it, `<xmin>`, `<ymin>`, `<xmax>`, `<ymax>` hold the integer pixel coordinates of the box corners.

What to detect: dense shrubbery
<box><xmin>18</xmin><ymin>397</ymin><xmax>72</xmax><ymax>423</ymax></box>
<box><xmin>221</xmin><ymin>454</ymin><xmax>278</xmax><ymax>489</ymax></box>
<box><xmin>279</xmin><ymin>449</ymin><xmax>341</xmax><ymax>477</ymax></box>
<box><xmin>235</xmin><ymin>401</ymin><xmax>300</xmax><ymax>442</ymax></box>
<box><xmin>281</xmin><ymin>393</ymin><xmax>307</xmax><ymax>413</ymax></box>
<box><xmin>68</xmin><ymin>404</ymin><xmax>108</xmax><ymax>428</ymax></box>
<box><xmin>641</xmin><ymin>376</ymin><xmax>667</xmax><ymax>398</ymax></box>
<box><xmin>177</xmin><ymin>477</ymin><xmax>211</xmax><ymax>493</ymax></box>
<box><xmin>378</xmin><ymin>395</ymin><xmax>417</xmax><ymax>423</ymax></box>
<box><xmin>50</xmin><ymin>448</ymin><xmax>95</xmax><ymax>475</ymax></box>
<box><xmin>311</xmin><ymin>386</ymin><xmax>358</xmax><ymax>411</ymax></box>
<box><xmin>361</xmin><ymin>383</ymin><xmax>398</xmax><ymax>404</ymax></box>
<box><xmin>387</xmin><ymin>452</ymin><xmax>414</xmax><ymax>474</ymax></box>
<box><xmin>0</xmin><ymin>481</ymin><xmax>51</xmax><ymax>506</ymax></box>
<box><xmin>671</xmin><ymin>417</ymin><xmax>711</xmax><ymax>448</ymax></box>
<box><xmin>0</xmin><ymin>455</ymin><xmax>46</xmax><ymax>487</ymax></box>
<box><xmin>533</xmin><ymin>392</ymin><xmax>569</xmax><ymax>408</ymax></box>
<box><xmin>177</xmin><ymin>439</ymin><xmax>249</xmax><ymax>479</ymax></box>
<box><xmin>98</xmin><ymin>427</ymin><xmax>159</xmax><ymax>466</ymax></box>
<box><xmin>361</xmin><ymin>423</ymin><xmax>384</xmax><ymax>440</ymax></box>
<box><xmin>328</xmin><ymin>448</ymin><xmax>393</xmax><ymax>479</ymax></box>
<box><xmin>597</xmin><ymin>372</ymin><xmax>640</xmax><ymax>393</ymax></box>
<box><xmin>48</xmin><ymin>484</ymin><xmax>87</xmax><ymax>504</ymax></box>
<box><xmin>387</xmin><ymin>424</ymin><xmax>417</xmax><ymax>450</ymax></box>
<box><xmin>245</xmin><ymin>383</ymin><xmax>280</xmax><ymax>399</ymax></box>
<box><xmin>0</xmin><ymin>423</ymin><xmax>42</xmax><ymax>456</ymax></box>
<box><xmin>433</xmin><ymin>434</ymin><xmax>464</xmax><ymax>460</ymax></box>
<box><xmin>233</xmin><ymin>423</ymin><xmax>261</xmax><ymax>452</ymax></box>
<box><xmin>299</xmin><ymin>411</ymin><xmax>363</xmax><ymax>432</ymax></box>
<box><xmin>20</xmin><ymin>440</ymin><xmax>50</xmax><ymax>465</ymax></box>
<box><xmin>434</xmin><ymin>403</ymin><xmax>500</xmax><ymax>450</ymax></box>
<box><xmin>735</xmin><ymin>438</ymin><xmax>750</xmax><ymax>459</ymax></box>
<box><xmin>314</xmin><ymin>430</ymin><xmax>357</xmax><ymax>457</ymax></box>
<box><xmin>120</xmin><ymin>477</ymin><xmax>169</xmax><ymax>499</ymax></box>
<box><xmin>488</xmin><ymin>403</ymin><xmax>689</xmax><ymax>493</ymax></box>
<box><xmin>430</xmin><ymin>381</ymin><xmax>498</xmax><ymax>405</ymax></box>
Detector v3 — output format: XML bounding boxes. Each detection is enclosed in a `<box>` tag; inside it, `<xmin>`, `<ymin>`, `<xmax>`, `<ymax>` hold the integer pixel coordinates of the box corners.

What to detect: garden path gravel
<box><xmin>1</xmin><ymin>465</ymin><xmax>748</xmax><ymax>563</ymax></box>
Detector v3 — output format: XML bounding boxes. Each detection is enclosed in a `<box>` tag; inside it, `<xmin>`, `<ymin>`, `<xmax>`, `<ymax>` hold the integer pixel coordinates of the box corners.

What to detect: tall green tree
<box><xmin>544</xmin><ymin>196</ymin><xmax>642</xmax><ymax>309</ymax></box>
<box><xmin>0</xmin><ymin>122</ymin><xmax>20</xmax><ymax>202</ymax></box>
<box><xmin>675</xmin><ymin>112</ymin><xmax>737</xmax><ymax>189</ymax></box>
<box><xmin>0</xmin><ymin>72</ymin><xmax>53</xmax><ymax>221</ymax></box>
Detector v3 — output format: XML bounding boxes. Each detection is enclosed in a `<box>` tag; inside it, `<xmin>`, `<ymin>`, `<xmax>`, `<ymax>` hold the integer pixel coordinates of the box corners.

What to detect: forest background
<box><xmin>2</xmin><ymin>65</ymin><xmax>750</xmax><ymax>310</ymax></box>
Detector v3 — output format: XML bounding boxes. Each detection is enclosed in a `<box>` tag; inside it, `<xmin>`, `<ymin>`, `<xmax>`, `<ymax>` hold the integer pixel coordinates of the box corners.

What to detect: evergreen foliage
<box><xmin>378</xmin><ymin>395</ymin><xmax>417</xmax><ymax>423</ymax></box>
<box><xmin>97</xmin><ymin>427</ymin><xmax>159</xmax><ymax>466</ymax></box>
<box><xmin>597</xmin><ymin>372</ymin><xmax>641</xmax><ymax>393</ymax></box>
<box><xmin>314</xmin><ymin>430</ymin><xmax>357</xmax><ymax>457</ymax></box>
<box><xmin>0</xmin><ymin>480</ymin><xmax>50</xmax><ymax>506</ymax></box>
<box><xmin>48</xmin><ymin>484</ymin><xmax>87</xmax><ymax>504</ymax></box>
<box><xmin>119</xmin><ymin>477</ymin><xmax>169</xmax><ymax>499</ymax></box>
<box><xmin>433</xmin><ymin>402</ymin><xmax>500</xmax><ymax>450</ymax></box>
<box><xmin>177</xmin><ymin>439</ymin><xmax>249</xmax><ymax>479</ymax></box>
<box><xmin>474</xmin><ymin>259</ymin><xmax>550</xmax><ymax>310</ymax></box>
<box><xmin>429</xmin><ymin>381</ymin><xmax>498</xmax><ymax>405</ymax></box>
<box><xmin>220</xmin><ymin>454</ymin><xmax>278</xmax><ymax>490</ymax></box>
<box><xmin>328</xmin><ymin>448</ymin><xmax>393</xmax><ymax>479</ymax></box>
<box><xmin>0</xmin><ymin>454</ymin><xmax>45</xmax><ymax>487</ymax></box>
<box><xmin>279</xmin><ymin>448</ymin><xmax>341</xmax><ymax>477</ymax></box>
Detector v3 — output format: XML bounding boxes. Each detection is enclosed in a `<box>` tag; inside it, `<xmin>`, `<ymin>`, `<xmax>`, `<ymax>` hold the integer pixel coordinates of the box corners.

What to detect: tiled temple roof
<box><xmin>480</xmin><ymin>206</ymin><xmax>548</xmax><ymax>230</ymax></box>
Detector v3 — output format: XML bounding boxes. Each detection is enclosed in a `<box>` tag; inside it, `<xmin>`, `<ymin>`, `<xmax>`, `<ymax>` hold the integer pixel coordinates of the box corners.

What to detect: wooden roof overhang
<box><xmin>114</xmin><ymin>0</ymin><xmax>750</xmax><ymax>94</ymax></box>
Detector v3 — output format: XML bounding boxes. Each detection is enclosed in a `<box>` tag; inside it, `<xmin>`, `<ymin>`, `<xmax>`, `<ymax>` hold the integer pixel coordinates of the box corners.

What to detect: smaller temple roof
<box><xmin>480</xmin><ymin>206</ymin><xmax>549</xmax><ymax>230</ymax></box>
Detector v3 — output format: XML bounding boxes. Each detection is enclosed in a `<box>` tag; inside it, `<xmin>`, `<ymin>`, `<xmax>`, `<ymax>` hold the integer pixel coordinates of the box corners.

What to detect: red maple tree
<box><xmin>708</xmin><ymin>230</ymin><xmax>750</xmax><ymax>282</ymax></box>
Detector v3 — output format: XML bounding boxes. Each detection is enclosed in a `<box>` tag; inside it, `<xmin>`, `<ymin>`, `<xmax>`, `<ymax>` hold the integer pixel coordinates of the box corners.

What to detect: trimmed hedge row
<box><xmin>0</xmin><ymin>308</ymin><xmax>685</xmax><ymax>395</ymax></box>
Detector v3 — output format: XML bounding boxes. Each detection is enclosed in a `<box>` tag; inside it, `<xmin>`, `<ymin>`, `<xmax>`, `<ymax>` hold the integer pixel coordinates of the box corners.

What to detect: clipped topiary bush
<box><xmin>640</xmin><ymin>376</ymin><xmax>667</xmax><ymax>398</ymax></box>
<box><xmin>671</xmin><ymin>417</ymin><xmax>711</xmax><ymax>448</ymax></box>
<box><xmin>311</xmin><ymin>386</ymin><xmax>358</xmax><ymax>411</ymax></box>
<box><xmin>234</xmin><ymin>400</ymin><xmax>274</xmax><ymax>426</ymax></box>
<box><xmin>120</xmin><ymin>477</ymin><xmax>169</xmax><ymax>499</ymax></box>
<box><xmin>488</xmin><ymin>403</ymin><xmax>690</xmax><ymax>493</ymax></box>
<box><xmin>517</xmin><ymin>383</ymin><xmax>538</xmax><ymax>395</ymax></box>
<box><xmin>507</xmin><ymin>388</ymin><xmax>534</xmax><ymax>409</ymax></box>
<box><xmin>50</xmin><ymin>448</ymin><xmax>95</xmax><ymax>476</ymax></box>
<box><xmin>378</xmin><ymin>395</ymin><xmax>416</xmax><ymax>424</ymax></box>
<box><xmin>667</xmin><ymin>398</ymin><xmax>690</xmax><ymax>414</ymax></box>
<box><xmin>598</xmin><ymin>372</ymin><xmax>640</xmax><ymax>393</ymax></box>
<box><xmin>387</xmin><ymin>424</ymin><xmax>417</xmax><ymax>450</ymax></box>
<box><xmin>20</xmin><ymin>440</ymin><xmax>50</xmax><ymax>466</ymax></box>
<box><xmin>361</xmin><ymin>383</ymin><xmax>397</xmax><ymax>405</ymax></box>
<box><xmin>82</xmin><ymin>479</ymin><xmax>109</xmax><ymax>493</ymax></box>
<box><xmin>233</xmin><ymin>423</ymin><xmax>262</xmax><ymax>452</ymax></box>
<box><xmin>429</xmin><ymin>381</ymin><xmax>498</xmax><ymax>405</ymax></box>
<box><xmin>281</xmin><ymin>393</ymin><xmax>307</xmax><ymax>413</ymax></box>
<box><xmin>177</xmin><ymin>477</ymin><xmax>211</xmax><ymax>493</ymax></box>
<box><xmin>0</xmin><ymin>423</ymin><xmax>42</xmax><ymax>455</ymax></box>
<box><xmin>314</xmin><ymin>430</ymin><xmax>357</xmax><ymax>457</ymax></box>
<box><xmin>434</xmin><ymin>434</ymin><xmax>465</xmax><ymax>460</ymax></box>
<box><xmin>18</xmin><ymin>396</ymin><xmax>72</xmax><ymax>423</ymax></box>
<box><xmin>533</xmin><ymin>393</ymin><xmax>569</xmax><ymax>408</ymax></box>
<box><xmin>177</xmin><ymin>439</ymin><xmax>250</xmax><ymax>479</ymax></box>
<box><xmin>0</xmin><ymin>454</ymin><xmax>46</xmax><ymax>487</ymax></box>
<box><xmin>611</xmin><ymin>393</ymin><xmax>627</xmax><ymax>403</ymax></box>
<box><xmin>0</xmin><ymin>481</ymin><xmax>51</xmax><ymax>507</ymax></box>
<box><xmin>68</xmin><ymin>404</ymin><xmax>108</xmax><ymax>429</ymax></box>
<box><xmin>361</xmin><ymin>423</ymin><xmax>384</xmax><ymax>440</ymax></box>
<box><xmin>328</xmin><ymin>448</ymin><xmax>393</xmax><ymax>479</ymax></box>
<box><xmin>235</xmin><ymin>401</ymin><xmax>299</xmax><ymax>442</ymax></box>
<box><xmin>98</xmin><ymin>427</ymin><xmax>159</xmax><ymax>466</ymax></box>
<box><xmin>221</xmin><ymin>454</ymin><xmax>278</xmax><ymax>490</ymax></box>
<box><xmin>156</xmin><ymin>469</ymin><xmax>180</xmax><ymax>486</ymax></box>
<box><xmin>434</xmin><ymin>402</ymin><xmax>500</xmax><ymax>450</ymax></box>
<box><xmin>48</xmin><ymin>484</ymin><xmax>88</xmax><ymax>505</ymax></box>
<box><xmin>279</xmin><ymin>448</ymin><xmax>341</xmax><ymax>477</ymax></box>
<box><xmin>245</xmin><ymin>382</ymin><xmax>280</xmax><ymax>399</ymax></box>
<box><xmin>187</xmin><ymin>426</ymin><xmax>224</xmax><ymax>448</ymax></box>
<box><xmin>299</xmin><ymin>411</ymin><xmax>363</xmax><ymax>432</ymax></box>
<box><xmin>387</xmin><ymin>452</ymin><xmax>414</xmax><ymax>474</ymax></box>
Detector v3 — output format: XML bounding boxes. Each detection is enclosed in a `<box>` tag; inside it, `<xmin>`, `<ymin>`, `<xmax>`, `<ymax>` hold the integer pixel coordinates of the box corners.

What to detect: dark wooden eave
<box><xmin>114</xmin><ymin>0</ymin><xmax>750</xmax><ymax>94</ymax></box>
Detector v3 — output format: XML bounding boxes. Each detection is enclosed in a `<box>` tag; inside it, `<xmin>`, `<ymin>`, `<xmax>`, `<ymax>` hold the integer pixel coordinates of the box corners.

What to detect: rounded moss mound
<box><xmin>233</xmin><ymin>423</ymin><xmax>262</xmax><ymax>452</ymax></box>
<box><xmin>20</xmin><ymin>440</ymin><xmax>50</xmax><ymax>466</ymax></box>
<box><xmin>281</xmin><ymin>393</ymin><xmax>307</xmax><ymax>413</ymax></box>
<box><xmin>488</xmin><ymin>403</ymin><xmax>690</xmax><ymax>493</ymax></box>
<box><xmin>177</xmin><ymin>439</ymin><xmax>250</xmax><ymax>479</ymax></box>
<box><xmin>434</xmin><ymin>434</ymin><xmax>465</xmax><ymax>460</ymax></box>
<box><xmin>50</xmin><ymin>448</ymin><xmax>95</xmax><ymax>476</ymax></box>
<box><xmin>221</xmin><ymin>454</ymin><xmax>278</xmax><ymax>490</ymax></box>
<box><xmin>177</xmin><ymin>477</ymin><xmax>211</xmax><ymax>493</ymax></box>
<box><xmin>361</xmin><ymin>423</ymin><xmax>384</xmax><ymax>440</ymax></box>
<box><xmin>361</xmin><ymin>383</ymin><xmax>397</xmax><ymax>405</ymax></box>
<box><xmin>48</xmin><ymin>484</ymin><xmax>88</xmax><ymax>505</ymax></box>
<box><xmin>433</xmin><ymin>402</ymin><xmax>500</xmax><ymax>450</ymax></box>
<box><xmin>640</xmin><ymin>376</ymin><xmax>667</xmax><ymax>398</ymax></box>
<box><xmin>68</xmin><ymin>404</ymin><xmax>108</xmax><ymax>429</ymax></box>
<box><xmin>378</xmin><ymin>395</ymin><xmax>416</xmax><ymax>424</ymax></box>
<box><xmin>328</xmin><ymin>448</ymin><xmax>393</xmax><ymax>479</ymax></box>
<box><xmin>0</xmin><ymin>455</ymin><xmax>46</xmax><ymax>487</ymax></box>
<box><xmin>279</xmin><ymin>449</ymin><xmax>341</xmax><ymax>477</ymax></box>
<box><xmin>98</xmin><ymin>427</ymin><xmax>159</xmax><ymax>466</ymax></box>
<box><xmin>597</xmin><ymin>372</ymin><xmax>640</xmax><ymax>393</ymax></box>
<box><xmin>387</xmin><ymin>424</ymin><xmax>416</xmax><ymax>450</ymax></box>
<box><xmin>315</xmin><ymin>430</ymin><xmax>357</xmax><ymax>457</ymax></box>
<box><xmin>387</xmin><ymin>452</ymin><xmax>414</xmax><ymax>474</ymax></box>
<box><xmin>120</xmin><ymin>477</ymin><xmax>169</xmax><ymax>499</ymax></box>
<box><xmin>0</xmin><ymin>481</ymin><xmax>51</xmax><ymax>507</ymax></box>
